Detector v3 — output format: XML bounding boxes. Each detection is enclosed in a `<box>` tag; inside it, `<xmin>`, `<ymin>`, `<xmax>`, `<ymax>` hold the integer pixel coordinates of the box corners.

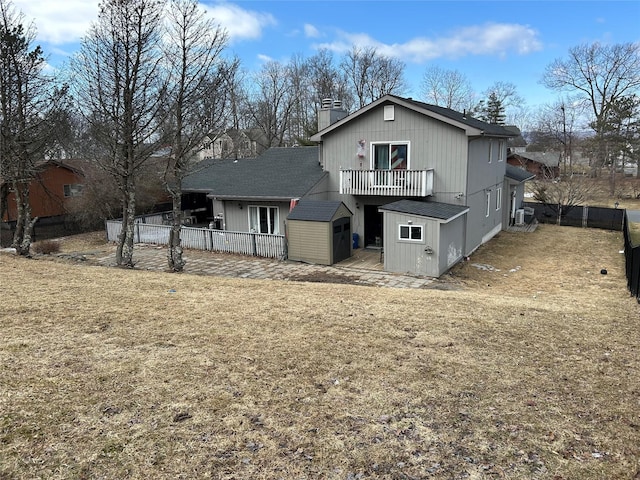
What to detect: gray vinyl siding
<box><xmin>465</xmin><ymin>138</ymin><xmax>507</xmax><ymax>254</ymax></box>
<box><xmin>323</xmin><ymin>104</ymin><xmax>469</xmax><ymax>205</ymax></box>
<box><xmin>439</xmin><ymin>216</ymin><xmax>465</xmax><ymax>274</ymax></box>
<box><xmin>322</xmin><ymin>103</ymin><xmax>470</xmax><ymax>245</ymax></box>
<box><xmin>224</xmin><ymin>200</ymin><xmax>290</xmax><ymax>234</ymax></box>
<box><xmin>381</xmin><ymin>210</ymin><xmax>466</xmax><ymax>278</ymax></box>
<box><xmin>287</xmin><ymin>220</ymin><xmax>331</xmax><ymax>265</ymax></box>
<box><xmin>382</xmin><ymin>211</ymin><xmax>435</xmax><ymax>276</ymax></box>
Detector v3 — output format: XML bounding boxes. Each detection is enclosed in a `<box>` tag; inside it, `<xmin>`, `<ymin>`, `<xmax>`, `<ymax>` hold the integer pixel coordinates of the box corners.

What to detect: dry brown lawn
<box><xmin>1</xmin><ymin>225</ymin><xmax>638</xmax><ymax>479</ymax></box>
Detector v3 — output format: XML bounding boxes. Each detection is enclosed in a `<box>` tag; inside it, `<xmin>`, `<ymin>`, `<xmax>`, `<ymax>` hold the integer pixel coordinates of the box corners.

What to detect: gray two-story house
<box><xmin>310</xmin><ymin>94</ymin><xmax>525</xmax><ymax>277</ymax></box>
<box><xmin>183</xmin><ymin>94</ymin><xmax>531</xmax><ymax>277</ymax></box>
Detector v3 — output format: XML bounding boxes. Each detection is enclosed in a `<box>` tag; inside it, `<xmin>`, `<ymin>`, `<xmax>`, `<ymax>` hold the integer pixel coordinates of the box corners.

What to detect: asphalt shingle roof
<box><xmin>287</xmin><ymin>200</ymin><xmax>349</xmax><ymax>222</ymax></box>
<box><xmin>183</xmin><ymin>146</ymin><xmax>325</xmax><ymax>199</ymax></box>
<box><xmin>379</xmin><ymin>199</ymin><xmax>469</xmax><ymax>221</ymax></box>
<box><xmin>505</xmin><ymin>164</ymin><xmax>536</xmax><ymax>183</ymax></box>
<box><xmin>398</xmin><ymin>96</ymin><xmax>517</xmax><ymax>137</ymax></box>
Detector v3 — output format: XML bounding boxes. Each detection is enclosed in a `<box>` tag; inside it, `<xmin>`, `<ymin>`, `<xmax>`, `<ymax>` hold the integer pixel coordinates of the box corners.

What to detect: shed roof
<box><xmin>287</xmin><ymin>200</ymin><xmax>350</xmax><ymax>222</ymax></box>
<box><xmin>379</xmin><ymin>199</ymin><xmax>469</xmax><ymax>222</ymax></box>
<box><xmin>505</xmin><ymin>164</ymin><xmax>536</xmax><ymax>183</ymax></box>
<box><xmin>183</xmin><ymin>146</ymin><xmax>325</xmax><ymax>200</ymax></box>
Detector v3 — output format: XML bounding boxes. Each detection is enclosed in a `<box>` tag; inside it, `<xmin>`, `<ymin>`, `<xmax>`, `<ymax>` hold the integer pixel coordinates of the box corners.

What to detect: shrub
<box><xmin>32</xmin><ymin>240</ymin><xmax>61</xmax><ymax>255</ymax></box>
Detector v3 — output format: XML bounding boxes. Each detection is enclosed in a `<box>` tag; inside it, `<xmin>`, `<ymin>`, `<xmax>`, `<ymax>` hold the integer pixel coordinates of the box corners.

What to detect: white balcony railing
<box><xmin>339</xmin><ymin>169</ymin><xmax>433</xmax><ymax>197</ymax></box>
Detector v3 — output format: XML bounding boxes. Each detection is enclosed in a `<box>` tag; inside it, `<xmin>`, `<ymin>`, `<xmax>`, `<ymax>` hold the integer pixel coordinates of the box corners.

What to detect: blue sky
<box><xmin>12</xmin><ymin>0</ymin><xmax>640</xmax><ymax>110</ymax></box>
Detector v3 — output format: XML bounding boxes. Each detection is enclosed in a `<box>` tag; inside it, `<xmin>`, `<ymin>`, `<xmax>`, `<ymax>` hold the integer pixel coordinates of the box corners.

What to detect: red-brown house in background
<box><xmin>507</xmin><ymin>151</ymin><xmax>561</xmax><ymax>179</ymax></box>
<box><xmin>2</xmin><ymin>160</ymin><xmax>85</xmax><ymax>222</ymax></box>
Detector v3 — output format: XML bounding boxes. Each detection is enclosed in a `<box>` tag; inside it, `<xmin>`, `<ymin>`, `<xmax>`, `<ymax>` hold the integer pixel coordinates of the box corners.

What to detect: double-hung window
<box><xmin>249</xmin><ymin>206</ymin><xmax>279</xmax><ymax>234</ymax></box>
<box><xmin>496</xmin><ymin>187</ymin><xmax>502</xmax><ymax>210</ymax></box>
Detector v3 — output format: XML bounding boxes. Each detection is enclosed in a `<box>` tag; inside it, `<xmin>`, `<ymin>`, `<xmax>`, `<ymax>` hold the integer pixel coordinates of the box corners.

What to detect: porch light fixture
<box><xmin>238</xmin><ymin>203</ymin><xmax>243</xmax><ymax>210</ymax></box>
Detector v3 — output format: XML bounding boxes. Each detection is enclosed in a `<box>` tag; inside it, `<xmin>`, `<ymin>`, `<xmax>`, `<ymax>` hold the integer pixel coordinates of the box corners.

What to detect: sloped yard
<box><xmin>0</xmin><ymin>225</ymin><xmax>638</xmax><ymax>479</ymax></box>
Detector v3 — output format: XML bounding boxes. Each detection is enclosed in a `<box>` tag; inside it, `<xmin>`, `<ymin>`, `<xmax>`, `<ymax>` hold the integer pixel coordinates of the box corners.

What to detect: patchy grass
<box><xmin>1</xmin><ymin>226</ymin><xmax>639</xmax><ymax>479</ymax></box>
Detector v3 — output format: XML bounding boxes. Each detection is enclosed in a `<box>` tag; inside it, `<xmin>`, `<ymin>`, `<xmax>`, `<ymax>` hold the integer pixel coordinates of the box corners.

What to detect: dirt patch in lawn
<box><xmin>1</xmin><ymin>225</ymin><xmax>638</xmax><ymax>479</ymax></box>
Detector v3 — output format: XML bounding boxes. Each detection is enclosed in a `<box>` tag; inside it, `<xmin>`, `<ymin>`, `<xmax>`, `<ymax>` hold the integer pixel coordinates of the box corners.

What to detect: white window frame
<box><xmin>496</xmin><ymin>187</ymin><xmax>502</xmax><ymax>211</ymax></box>
<box><xmin>485</xmin><ymin>191</ymin><xmax>491</xmax><ymax>217</ymax></box>
<box><xmin>370</xmin><ymin>141</ymin><xmax>410</xmax><ymax>170</ymax></box>
<box><xmin>498</xmin><ymin>140</ymin><xmax>505</xmax><ymax>162</ymax></box>
<box><xmin>488</xmin><ymin>139</ymin><xmax>493</xmax><ymax>163</ymax></box>
<box><xmin>384</xmin><ymin>105</ymin><xmax>395</xmax><ymax>121</ymax></box>
<box><xmin>399</xmin><ymin>224</ymin><xmax>423</xmax><ymax>242</ymax></box>
<box><xmin>248</xmin><ymin>205</ymin><xmax>279</xmax><ymax>234</ymax></box>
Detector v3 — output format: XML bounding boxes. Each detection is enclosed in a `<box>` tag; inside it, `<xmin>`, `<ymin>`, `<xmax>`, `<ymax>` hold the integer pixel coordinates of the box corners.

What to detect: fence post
<box><xmin>582</xmin><ymin>206</ymin><xmax>588</xmax><ymax>228</ymax></box>
<box><xmin>251</xmin><ymin>232</ymin><xmax>257</xmax><ymax>256</ymax></box>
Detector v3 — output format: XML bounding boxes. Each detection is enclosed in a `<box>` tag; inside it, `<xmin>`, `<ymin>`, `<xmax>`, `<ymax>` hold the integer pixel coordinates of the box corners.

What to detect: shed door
<box><xmin>332</xmin><ymin>217</ymin><xmax>351</xmax><ymax>264</ymax></box>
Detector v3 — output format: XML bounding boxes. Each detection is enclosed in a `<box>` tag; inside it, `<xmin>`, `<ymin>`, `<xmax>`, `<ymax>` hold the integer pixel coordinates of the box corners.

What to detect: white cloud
<box><xmin>12</xmin><ymin>1</ymin><xmax>277</xmax><ymax>46</ymax></box>
<box><xmin>315</xmin><ymin>23</ymin><xmax>542</xmax><ymax>63</ymax></box>
<box><xmin>203</xmin><ymin>3</ymin><xmax>276</xmax><ymax>42</ymax></box>
<box><xmin>13</xmin><ymin>0</ymin><xmax>99</xmax><ymax>44</ymax></box>
<box><xmin>304</xmin><ymin>23</ymin><xmax>320</xmax><ymax>38</ymax></box>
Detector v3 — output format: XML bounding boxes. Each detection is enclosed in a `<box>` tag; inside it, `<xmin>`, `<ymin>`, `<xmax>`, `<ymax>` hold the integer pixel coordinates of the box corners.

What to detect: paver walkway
<box><xmin>94</xmin><ymin>244</ymin><xmax>434</xmax><ymax>289</ymax></box>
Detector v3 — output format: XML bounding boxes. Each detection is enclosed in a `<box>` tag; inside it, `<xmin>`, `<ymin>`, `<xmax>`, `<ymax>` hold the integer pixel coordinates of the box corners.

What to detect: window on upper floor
<box><xmin>488</xmin><ymin>140</ymin><xmax>493</xmax><ymax>163</ymax></box>
<box><xmin>498</xmin><ymin>140</ymin><xmax>505</xmax><ymax>162</ymax></box>
<box><xmin>372</xmin><ymin>142</ymin><xmax>409</xmax><ymax>170</ymax></box>
<box><xmin>249</xmin><ymin>206</ymin><xmax>279</xmax><ymax>234</ymax></box>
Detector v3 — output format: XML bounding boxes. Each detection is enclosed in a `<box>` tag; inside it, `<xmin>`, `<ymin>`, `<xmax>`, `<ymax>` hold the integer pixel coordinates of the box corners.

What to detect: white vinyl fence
<box><xmin>106</xmin><ymin>220</ymin><xmax>287</xmax><ymax>259</ymax></box>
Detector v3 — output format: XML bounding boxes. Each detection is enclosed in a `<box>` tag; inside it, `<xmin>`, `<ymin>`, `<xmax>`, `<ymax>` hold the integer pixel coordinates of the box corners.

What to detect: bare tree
<box><xmin>162</xmin><ymin>0</ymin><xmax>230</xmax><ymax>271</ymax></box>
<box><xmin>246</xmin><ymin>60</ymin><xmax>296</xmax><ymax>148</ymax></box>
<box><xmin>307</xmin><ymin>48</ymin><xmax>352</xmax><ymax>111</ymax></box>
<box><xmin>0</xmin><ymin>0</ymin><xmax>67</xmax><ymax>255</ymax></box>
<box><xmin>72</xmin><ymin>0</ymin><xmax>167</xmax><ymax>267</ymax></box>
<box><xmin>341</xmin><ymin>46</ymin><xmax>406</xmax><ymax>109</ymax></box>
<box><xmin>532</xmin><ymin>98</ymin><xmax>581</xmax><ymax>174</ymax></box>
<box><xmin>420</xmin><ymin>66</ymin><xmax>474</xmax><ymax>111</ymax></box>
<box><xmin>543</xmin><ymin>42</ymin><xmax>640</xmax><ymax>177</ymax></box>
<box><xmin>531</xmin><ymin>173</ymin><xmax>595</xmax><ymax>225</ymax></box>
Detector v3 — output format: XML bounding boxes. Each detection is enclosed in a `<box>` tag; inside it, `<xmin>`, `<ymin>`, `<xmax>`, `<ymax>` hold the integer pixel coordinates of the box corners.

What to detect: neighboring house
<box><xmin>2</xmin><ymin>159</ymin><xmax>85</xmax><ymax>223</ymax></box>
<box><xmin>197</xmin><ymin>129</ymin><xmax>266</xmax><ymax>161</ymax></box>
<box><xmin>182</xmin><ymin>146</ymin><xmax>327</xmax><ymax>234</ymax></box>
<box><xmin>507</xmin><ymin>151</ymin><xmax>561</xmax><ymax>178</ymax></box>
<box><xmin>310</xmin><ymin>94</ymin><xmax>525</xmax><ymax>277</ymax></box>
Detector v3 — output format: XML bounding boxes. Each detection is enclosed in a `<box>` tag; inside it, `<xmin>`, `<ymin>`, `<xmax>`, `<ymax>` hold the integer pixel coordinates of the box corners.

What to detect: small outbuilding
<box><xmin>379</xmin><ymin>199</ymin><xmax>469</xmax><ymax>277</ymax></box>
<box><xmin>287</xmin><ymin>200</ymin><xmax>353</xmax><ymax>266</ymax></box>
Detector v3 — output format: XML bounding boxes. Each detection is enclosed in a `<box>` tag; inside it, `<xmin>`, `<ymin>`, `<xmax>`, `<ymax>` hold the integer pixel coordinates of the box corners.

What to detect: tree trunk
<box><xmin>11</xmin><ymin>181</ymin><xmax>36</xmax><ymax>256</ymax></box>
<box><xmin>167</xmin><ymin>190</ymin><xmax>185</xmax><ymax>272</ymax></box>
<box><xmin>115</xmin><ymin>181</ymin><xmax>137</xmax><ymax>268</ymax></box>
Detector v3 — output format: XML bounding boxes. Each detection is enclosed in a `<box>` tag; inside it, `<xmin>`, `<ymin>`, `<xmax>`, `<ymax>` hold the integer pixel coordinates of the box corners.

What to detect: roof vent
<box><xmin>322</xmin><ymin>98</ymin><xmax>332</xmax><ymax>109</ymax></box>
<box><xmin>332</xmin><ymin>100</ymin><xmax>342</xmax><ymax>109</ymax></box>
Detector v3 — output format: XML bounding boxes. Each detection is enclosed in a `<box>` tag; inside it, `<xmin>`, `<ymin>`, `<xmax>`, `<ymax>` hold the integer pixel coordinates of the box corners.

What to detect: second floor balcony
<box><xmin>339</xmin><ymin>169</ymin><xmax>434</xmax><ymax>197</ymax></box>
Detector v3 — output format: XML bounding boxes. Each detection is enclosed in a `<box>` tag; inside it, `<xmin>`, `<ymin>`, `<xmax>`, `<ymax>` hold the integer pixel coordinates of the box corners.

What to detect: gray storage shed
<box><xmin>287</xmin><ymin>200</ymin><xmax>353</xmax><ymax>265</ymax></box>
<box><xmin>379</xmin><ymin>200</ymin><xmax>469</xmax><ymax>277</ymax></box>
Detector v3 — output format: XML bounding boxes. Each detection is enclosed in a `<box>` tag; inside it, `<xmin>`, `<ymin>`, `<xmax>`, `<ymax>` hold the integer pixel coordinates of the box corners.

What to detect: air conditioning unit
<box><xmin>515</xmin><ymin>209</ymin><xmax>525</xmax><ymax>226</ymax></box>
